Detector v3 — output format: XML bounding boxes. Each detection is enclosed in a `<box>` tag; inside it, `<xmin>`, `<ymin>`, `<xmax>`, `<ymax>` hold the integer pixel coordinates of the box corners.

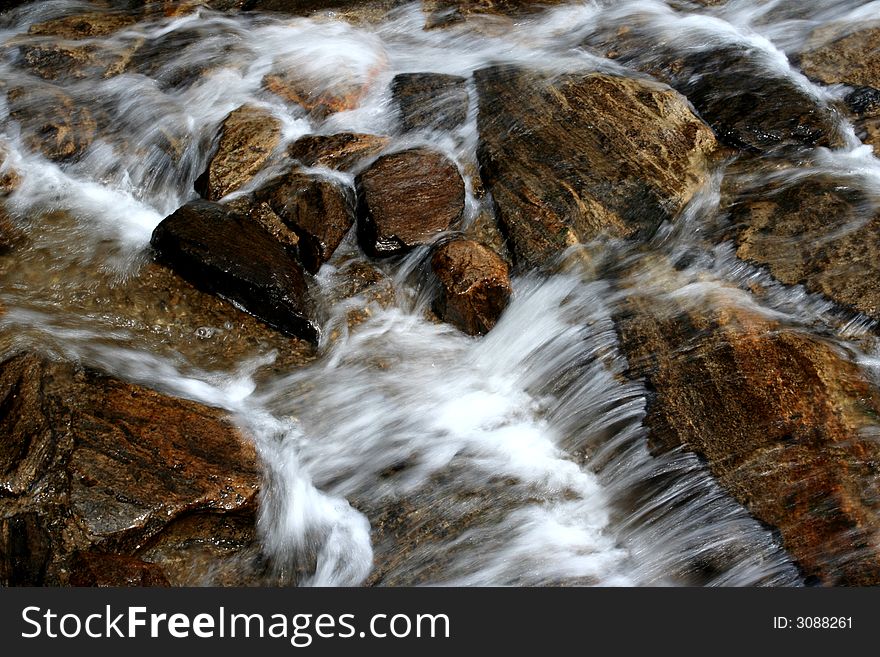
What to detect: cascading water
<box><xmin>2</xmin><ymin>0</ymin><xmax>879</xmax><ymax>586</ymax></box>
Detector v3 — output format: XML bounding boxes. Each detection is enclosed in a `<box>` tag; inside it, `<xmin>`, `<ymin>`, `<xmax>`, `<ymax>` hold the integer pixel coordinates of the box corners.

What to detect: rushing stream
<box><xmin>2</xmin><ymin>0</ymin><xmax>880</xmax><ymax>586</ymax></box>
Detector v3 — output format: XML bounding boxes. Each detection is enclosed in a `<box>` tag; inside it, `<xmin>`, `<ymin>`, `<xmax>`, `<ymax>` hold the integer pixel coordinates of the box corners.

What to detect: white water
<box><xmin>2</xmin><ymin>0</ymin><xmax>880</xmax><ymax>586</ymax></box>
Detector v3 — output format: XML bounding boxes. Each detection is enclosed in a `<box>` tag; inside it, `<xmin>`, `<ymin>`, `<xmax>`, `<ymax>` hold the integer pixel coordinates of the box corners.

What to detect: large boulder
<box><xmin>475</xmin><ymin>66</ymin><xmax>717</xmax><ymax>270</ymax></box>
<box><xmin>196</xmin><ymin>105</ymin><xmax>283</xmax><ymax>201</ymax></box>
<box><xmin>0</xmin><ymin>352</ymin><xmax>261</xmax><ymax>586</ymax></box>
<box><xmin>355</xmin><ymin>147</ymin><xmax>465</xmax><ymax>257</ymax></box>
<box><xmin>288</xmin><ymin>132</ymin><xmax>389</xmax><ymax>171</ymax></box>
<box><xmin>617</xmin><ymin>296</ymin><xmax>880</xmax><ymax>585</ymax></box>
<box><xmin>391</xmin><ymin>72</ymin><xmax>469</xmax><ymax>132</ymax></box>
<box><xmin>725</xmin><ymin>175</ymin><xmax>880</xmax><ymax>322</ymax></box>
<box><xmin>7</xmin><ymin>85</ymin><xmax>96</xmax><ymax>162</ymax></box>
<box><xmin>431</xmin><ymin>238</ymin><xmax>511</xmax><ymax>335</ymax></box>
<box><xmin>254</xmin><ymin>171</ymin><xmax>356</xmax><ymax>274</ymax></box>
<box><xmin>150</xmin><ymin>199</ymin><xmax>320</xmax><ymax>343</ymax></box>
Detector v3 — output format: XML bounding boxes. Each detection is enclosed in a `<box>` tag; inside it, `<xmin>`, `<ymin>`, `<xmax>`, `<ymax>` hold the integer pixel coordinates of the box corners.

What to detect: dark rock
<box><xmin>843</xmin><ymin>86</ymin><xmax>880</xmax><ymax>151</ymax></box>
<box><xmin>475</xmin><ymin>65</ymin><xmax>717</xmax><ymax>270</ymax></box>
<box><xmin>196</xmin><ymin>105</ymin><xmax>282</xmax><ymax>201</ymax></box>
<box><xmin>391</xmin><ymin>72</ymin><xmax>469</xmax><ymax>132</ymax></box>
<box><xmin>254</xmin><ymin>171</ymin><xmax>356</xmax><ymax>273</ymax></box>
<box><xmin>725</xmin><ymin>175</ymin><xmax>880</xmax><ymax>322</ymax></box>
<box><xmin>0</xmin><ymin>351</ymin><xmax>261</xmax><ymax>586</ymax></box>
<box><xmin>431</xmin><ymin>238</ymin><xmax>511</xmax><ymax>335</ymax></box>
<box><xmin>150</xmin><ymin>199</ymin><xmax>320</xmax><ymax>343</ymax></box>
<box><xmin>594</xmin><ymin>28</ymin><xmax>845</xmax><ymax>153</ymax></box>
<box><xmin>617</xmin><ymin>297</ymin><xmax>880</xmax><ymax>585</ymax></box>
<box><xmin>225</xmin><ymin>196</ymin><xmax>301</xmax><ymax>255</ymax></box>
<box><xmin>7</xmin><ymin>85</ymin><xmax>96</xmax><ymax>162</ymax></box>
<box><xmin>844</xmin><ymin>86</ymin><xmax>880</xmax><ymax>116</ymax></box>
<box><xmin>676</xmin><ymin>49</ymin><xmax>844</xmax><ymax>153</ymax></box>
<box><xmin>355</xmin><ymin>147</ymin><xmax>465</xmax><ymax>257</ymax></box>
<box><xmin>245</xmin><ymin>0</ymin><xmax>408</xmax><ymax>22</ymax></box>
<box><xmin>69</xmin><ymin>553</ymin><xmax>170</xmax><ymax>587</ymax></box>
<box><xmin>288</xmin><ymin>132</ymin><xmax>389</xmax><ymax>171</ymax></box>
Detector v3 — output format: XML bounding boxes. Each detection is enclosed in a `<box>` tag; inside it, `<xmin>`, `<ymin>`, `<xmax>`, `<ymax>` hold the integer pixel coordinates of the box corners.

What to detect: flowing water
<box><xmin>2</xmin><ymin>0</ymin><xmax>879</xmax><ymax>586</ymax></box>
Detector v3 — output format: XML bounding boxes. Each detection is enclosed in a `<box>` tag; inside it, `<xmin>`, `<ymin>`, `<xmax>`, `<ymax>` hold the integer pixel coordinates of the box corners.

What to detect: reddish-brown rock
<box><xmin>617</xmin><ymin>297</ymin><xmax>880</xmax><ymax>585</ymax></box>
<box><xmin>355</xmin><ymin>147</ymin><xmax>465</xmax><ymax>257</ymax></box>
<box><xmin>288</xmin><ymin>132</ymin><xmax>389</xmax><ymax>171</ymax></box>
<box><xmin>255</xmin><ymin>171</ymin><xmax>356</xmax><ymax>273</ymax></box>
<box><xmin>431</xmin><ymin>238</ymin><xmax>511</xmax><ymax>335</ymax></box>
<box><xmin>0</xmin><ymin>352</ymin><xmax>261</xmax><ymax>586</ymax></box>
<box><xmin>196</xmin><ymin>105</ymin><xmax>282</xmax><ymax>201</ymax></box>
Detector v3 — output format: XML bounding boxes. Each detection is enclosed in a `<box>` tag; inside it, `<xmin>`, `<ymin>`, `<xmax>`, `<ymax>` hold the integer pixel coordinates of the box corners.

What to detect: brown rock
<box><xmin>27</xmin><ymin>12</ymin><xmax>138</xmax><ymax>39</ymax></box>
<box><xmin>246</xmin><ymin>0</ymin><xmax>408</xmax><ymax>22</ymax></box>
<box><xmin>355</xmin><ymin>147</ymin><xmax>465</xmax><ymax>257</ymax></box>
<box><xmin>7</xmin><ymin>85</ymin><xmax>96</xmax><ymax>162</ymax></box>
<box><xmin>0</xmin><ymin>352</ymin><xmax>261</xmax><ymax>586</ymax></box>
<box><xmin>254</xmin><ymin>171</ymin><xmax>356</xmax><ymax>273</ymax></box>
<box><xmin>288</xmin><ymin>132</ymin><xmax>389</xmax><ymax>171</ymax></box>
<box><xmin>617</xmin><ymin>297</ymin><xmax>880</xmax><ymax>585</ymax></box>
<box><xmin>431</xmin><ymin>238</ymin><xmax>511</xmax><ymax>335</ymax></box>
<box><xmin>196</xmin><ymin>105</ymin><xmax>283</xmax><ymax>201</ymax></box>
<box><xmin>151</xmin><ymin>199</ymin><xmax>320</xmax><ymax>343</ymax></box>
<box><xmin>391</xmin><ymin>72</ymin><xmax>469</xmax><ymax>132</ymax></box>
<box><xmin>264</xmin><ymin>72</ymin><xmax>368</xmax><ymax>119</ymax></box>
<box><xmin>68</xmin><ymin>554</ymin><xmax>170</xmax><ymax>587</ymax></box>
<box><xmin>475</xmin><ymin>66</ymin><xmax>717</xmax><ymax>270</ymax></box>
<box><xmin>800</xmin><ymin>27</ymin><xmax>880</xmax><ymax>89</ymax></box>
<box><xmin>422</xmin><ymin>0</ymin><xmax>569</xmax><ymax>28</ymax></box>
<box><xmin>726</xmin><ymin>176</ymin><xmax>880</xmax><ymax>322</ymax></box>
<box><xmin>226</xmin><ymin>196</ymin><xmax>301</xmax><ymax>255</ymax></box>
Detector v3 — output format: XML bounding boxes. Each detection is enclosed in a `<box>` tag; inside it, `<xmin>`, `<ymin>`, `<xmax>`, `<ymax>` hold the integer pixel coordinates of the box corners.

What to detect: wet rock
<box><xmin>68</xmin><ymin>554</ymin><xmax>171</xmax><ymax>587</ymax></box>
<box><xmin>0</xmin><ymin>351</ymin><xmax>261</xmax><ymax>586</ymax></box>
<box><xmin>123</xmin><ymin>26</ymin><xmax>239</xmax><ymax>91</ymax></box>
<box><xmin>475</xmin><ymin>66</ymin><xmax>717</xmax><ymax>270</ymax></box>
<box><xmin>844</xmin><ymin>86</ymin><xmax>880</xmax><ymax>151</ymax></box>
<box><xmin>355</xmin><ymin>147</ymin><xmax>465</xmax><ymax>257</ymax></box>
<box><xmin>196</xmin><ymin>105</ymin><xmax>283</xmax><ymax>201</ymax></box>
<box><xmin>593</xmin><ymin>28</ymin><xmax>844</xmax><ymax>153</ymax></box>
<box><xmin>422</xmin><ymin>0</ymin><xmax>569</xmax><ymax>28</ymax></box>
<box><xmin>226</xmin><ymin>196</ymin><xmax>301</xmax><ymax>255</ymax></box>
<box><xmin>254</xmin><ymin>171</ymin><xmax>356</xmax><ymax>273</ymax></box>
<box><xmin>725</xmin><ymin>176</ymin><xmax>880</xmax><ymax>322</ymax></box>
<box><xmin>151</xmin><ymin>199</ymin><xmax>320</xmax><ymax>343</ymax></box>
<box><xmin>431</xmin><ymin>238</ymin><xmax>511</xmax><ymax>335</ymax></box>
<box><xmin>288</xmin><ymin>132</ymin><xmax>389</xmax><ymax>171</ymax></box>
<box><xmin>27</xmin><ymin>12</ymin><xmax>138</xmax><ymax>39</ymax></box>
<box><xmin>617</xmin><ymin>298</ymin><xmax>880</xmax><ymax>585</ymax></box>
<box><xmin>800</xmin><ymin>27</ymin><xmax>880</xmax><ymax>90</ymax></box>
<box><xmin>391</xmin><ymin>72</ymin><xmax>469</xmax><ymax>132</ymax></box>
<box><xmin>7</xmin><ymin>85</ymin><xmax>96</xmax><ymax>162</ymax></box>
<box><xmin>263</xmin><ymin>71</ymin><xmax>368</xmax><ymax>119</ymax></box>
<box><xmin>246</xmin><ymin>0</ymin><xmax>408</xmax><ymax>22</ymax></box>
